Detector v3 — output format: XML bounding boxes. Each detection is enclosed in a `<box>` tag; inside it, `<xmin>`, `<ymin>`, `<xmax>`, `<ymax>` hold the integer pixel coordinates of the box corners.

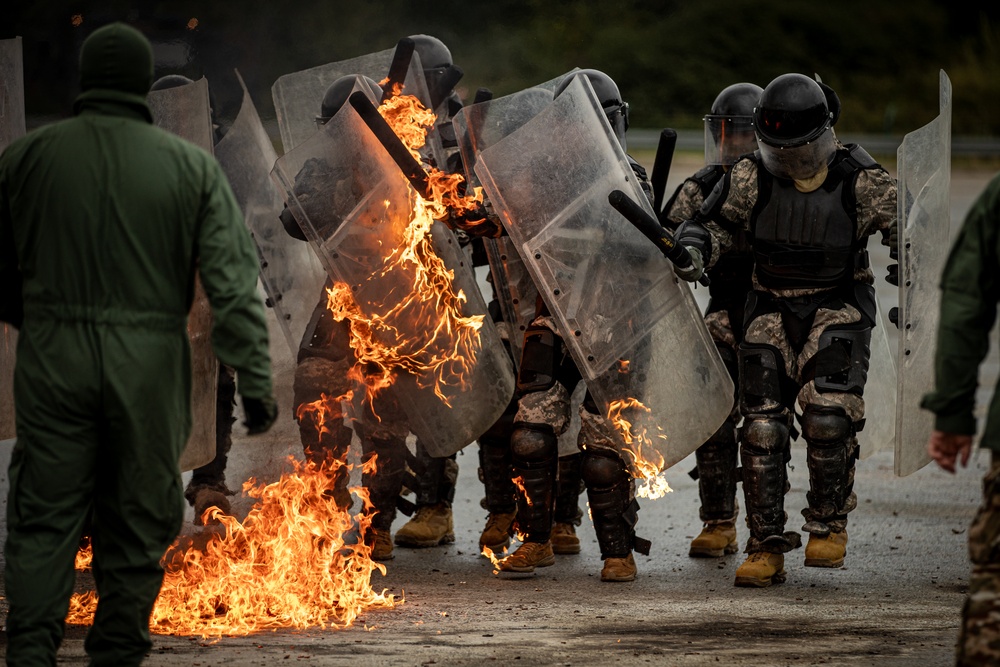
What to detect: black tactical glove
<box><xmin>888</xmin><ymin>307</ymin><xmax>899</xmax><ymax>329</ymax></box>
<box><xmin>242</xmin><ymin>395</ymin><xmax>278</xmax><ymax>435</ymax></box>
<box><xmin>886</xmin><ymin>263</ymin><xmax>899</xmax><ymax>286</ymax></box>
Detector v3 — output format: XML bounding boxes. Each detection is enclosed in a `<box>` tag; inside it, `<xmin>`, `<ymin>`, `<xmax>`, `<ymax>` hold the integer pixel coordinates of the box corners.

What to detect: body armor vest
<box><xmin>749</xmin><ymin>147</ymin><xmax>873</xmax><ymax>291</ymax></box>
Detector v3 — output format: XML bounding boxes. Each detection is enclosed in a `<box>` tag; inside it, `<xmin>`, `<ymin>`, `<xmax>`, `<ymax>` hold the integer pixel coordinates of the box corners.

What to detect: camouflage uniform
<box><xmin>684</xmin><ymin>142</ymin><xmax>896</xmax><ymax>554</ymax></box>
<box><xmin>959</xmin><ymin>454</ymin><xmax>1000</xmax><ymax>666</ymax></box>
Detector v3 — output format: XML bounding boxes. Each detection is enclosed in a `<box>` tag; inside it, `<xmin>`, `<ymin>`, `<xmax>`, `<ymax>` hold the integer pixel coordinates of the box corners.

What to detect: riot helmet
<box><xmin>704</xmin><ymin>82</ymin><xmax>761</xmax><ymax>168</ymax></box>
<box><xmin>752</xmin><ymin>73</ymin><xmax>837</xmax><ymax>181</ymax></box>
<box><xmin>150</xmin><ymin>74</ymin><xmax>195</xmax><ymax>91</ymax></box>
<box><xmin>408</xmin><ymin>34</ymin><xmax>462</xmax><ymax>109</ymax></box>
<box><xmin>316</xmin><ymin>75</ymin><xmax>382</xmax><ymax>127</ymax></box>
<box><xmin>555</xmin><ymin>69</ymin><xmax>629</xmax><ymax>150</ymax></box>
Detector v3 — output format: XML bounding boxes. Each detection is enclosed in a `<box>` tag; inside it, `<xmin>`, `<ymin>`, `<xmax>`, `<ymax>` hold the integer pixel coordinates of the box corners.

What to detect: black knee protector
<box><xmin>740</xmin><ymin>415</ymin><xmax>799</xmax><ymax>552</ymax></box>
<box><xmin>695</xmin><ymin>417</ymin><xmax>739</xmax><ymax>522</ymax></box>
<box><xmin>738</xmin><ymin>343</ymin><xmax>791</xmax><ymax>415</ymax></box>
<box><xmin>583</xmin><ymin>449</ymin><xmax>648</xmax><ymax>558</ymax></box>
<box><xmin>800</xmin><ymin>405</ymin><xmax>857</xmax><ymax>535</ymax></box>
<box><xmin>799</xmin><ymin>404</ymin><xmax>853</xmax><ymax>445</ymax></box>
<box><xmin>511</xmin><ymin>424</ymin><xmax>559</xmax><ymax>464</ymax></box>
<box><xmin>510</xmin><ymin>425</ymin><xmax>558</xmax><ymax>541</ymax></box>
<box><xmin>741</xmin><ymin>415</ymin><xmax>790</xmax><ymax>456</ymax></box>
<box><xmin>581</xmin><ymin>449</ymin><xmax>628</xmax><ymax>489</ymax></box>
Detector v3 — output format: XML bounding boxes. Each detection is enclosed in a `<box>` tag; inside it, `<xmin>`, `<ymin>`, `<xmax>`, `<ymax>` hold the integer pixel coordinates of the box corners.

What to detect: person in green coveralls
<box><xmin>0</xmin><ymin>22</ymin><xmax>277</xmax><ymax>666</ymax></box>
<box><xmin>922</xmin><ymin>172</ymin><xmax>1000</xmax><ymax>667</ymax></box>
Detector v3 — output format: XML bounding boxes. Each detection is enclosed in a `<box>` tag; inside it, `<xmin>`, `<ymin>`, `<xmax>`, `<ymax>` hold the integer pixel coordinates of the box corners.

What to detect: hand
<box><xmin>887</xmin><ymin>223</ymin><xmax>899</xmax><ymax>260</ymax></box>
<box><xmin>886</xmin><ymin>263</ymin><xmax>899</xmax><ymax>286</ymax></box>
<box><xmin>242</xmin><ymin>395</ymin><xmax>278</xmax><ymax>435</ymax></box>
<box><xmin>927</xmin><ymin>430</ymin><xmax>974</xmax><ymax>473</ymax></box>
<box><xmin>673</xmin><ymin>246</ymin><xmax>704</xmax><ymax>283</ymax></box>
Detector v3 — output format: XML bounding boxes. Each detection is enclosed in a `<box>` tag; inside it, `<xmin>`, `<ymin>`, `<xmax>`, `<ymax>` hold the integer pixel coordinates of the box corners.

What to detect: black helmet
<box><xmin>150</xmin><ymin>74</ymin><xmax>194</xmax><ymax>91</ymax></box>
<box><xmin>753</xmin><ymin>73</ymin><xmax>832</xmax><ymax>148</ymax></box>
<box><xmin>753</xmin><ymin>73</ymin><xmax>837</xmax><ymax>180</ymax></box>
<box><xmin>703</xmin><ymin>82</ymin><xmax>762</xmax><ymax>167</ymax></box>
<box><xmin>317</xmin><ymin>75</ymin><xmax>382</xmax><ymax>126</ymax></box>
<box><xmin>408</xmin><ymin>34</ymin><xmax>452</xmax><ymax>70</ymax></box>
<box><xmin>555</xmin><ymin>69</ymin><xmax>629</xmax><ymax>149</ymax></box>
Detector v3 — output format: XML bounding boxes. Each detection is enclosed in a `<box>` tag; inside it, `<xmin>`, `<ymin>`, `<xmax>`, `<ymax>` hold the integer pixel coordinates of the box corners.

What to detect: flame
<box><xmin>481</xmin><ymin>546</ymin><xmax>504</xmax><ymax>575</ymax></box>
<box><xmin>322</xmin><ymin>91</ymin><xmax>488</xmax><ymax>410</ymax></box>
<box><xmin>295</xmin><ymin>391</ymin><xmax>353</xmax><ymax>443</ymax></box>
<box><xmin>607</xmin><ymin>398</ymin><xmax>673</xmax><ymax>500</ymax></box>
<box><xmin>75</xmin><ymin>536</ymin><xmax>93</xmax><ymax>571</ymax></box>
<box><xmin>66</xmin><ymin>458</ymin><xmax>398</xmax><ymax>636</ymax></box>
<box><xmin>511</xmin><ymin>475</ymin><xmax>533</xmax><ymax>506</ymax></box>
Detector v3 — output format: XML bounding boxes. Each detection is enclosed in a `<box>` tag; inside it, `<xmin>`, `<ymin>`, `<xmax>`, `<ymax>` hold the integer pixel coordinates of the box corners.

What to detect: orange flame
<box><xmin>295</xmin><ymin>391</ymin><xmax>354</xmax><ymax>443</ymax></box>
<box><xmin>511</xmin><ymin>475</ymin><xmax>533</xmax><ymax>506</ymax></box>
<box><xmin>607</xmin><ymin>398</ymin><xmax>672</xmax><ymax>500</ymax></box>
<box><xmin>481</xmin><ymin>546</ymin><xmax>504</xmax><ymax>575</ymax></box>
<box><xmin>66</xmin><ymin>458</ymin><xmax>398</xmax><ymax>636</ymax></box>
<box><xmin>74</xmin><ymin>536</ymin><xmax>93</xmax><ymax>571</ymax></box>
<box><xmin>322</xmin><ymin>92</ymin><xmax>487</xmax><ymax>409</ymax></box>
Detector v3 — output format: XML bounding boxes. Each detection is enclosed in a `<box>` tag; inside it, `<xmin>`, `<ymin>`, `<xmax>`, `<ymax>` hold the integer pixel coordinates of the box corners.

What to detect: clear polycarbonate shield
<box><xmin>270</xmin><ymin>101</ymin><xmax>515</xmax><ymax>457</ymax></box>
<box><xmin>0</xmin><ymin>37</ymin><xmax>24</xmax><ymax>440</ymax></box>
<box><xmin>149</xmin><ymin>77</ymin><xmax>218</xmax><ymax>472</ymax></box>
<box><xmin>270</xmin><ymin>47</ymin><xmax>433</xmax><ymax>154</ymax></box>
<box><xmin>895</xmin><ymin>70</ymin><xmax>953</xmax><ymax>476</ymax></box>
<box><xmin>857</xmin><ymin>298</ymin><xmax>897</xmax><ymax>459</ymax></box>
<box><xmin>453</xmin><ymin>84</ymin><xmax>564</xmax><ymax>366</ymax></box>
<box><xmin>475</xmin><ymin>74</ymin><xmax>734</xmax><ymax>467</ymax></box>
<box><xmin>215</xmin><ymin>72</ymin><xmax>326</xmax><ymax>359</ymax></box>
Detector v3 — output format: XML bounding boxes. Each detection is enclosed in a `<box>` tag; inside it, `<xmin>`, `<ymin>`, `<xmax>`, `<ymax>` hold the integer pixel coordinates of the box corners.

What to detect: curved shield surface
<box><xmin>149</xmin><ymin>78</ymin><xmax>218</xmax><ymax>472</ymax></box>
<box><xmin>270</xmin><ymin>102</ymin><xmax>514</xmax><ymax>457</ymax></box>
<box><xmin>271</xmin><ymin>48</ymin><xmax>432</xmax><ymax>154</ymax></box>
<box><xmin>215</xmin><ymin>73</ymin><xmax>326</xmax><ymax>359</ymax></box>
<box><xmin>0</xmin><ymin>37</ymin><xmax>24</xmax><ymax>440</ymax></box>
<box><xmin>895</xmin><ymin>71</ymin><xmax>952</xmax><ymax>476</ymax></box>
<box><xmin>858</xmin><ymin>297</ymin><xmax>897</xmax><ymax>459</ymax></box>
<box><xmin>476</xmin><ymin>74</ymin><xmax>733</xmax><ymax>466</ymax></box>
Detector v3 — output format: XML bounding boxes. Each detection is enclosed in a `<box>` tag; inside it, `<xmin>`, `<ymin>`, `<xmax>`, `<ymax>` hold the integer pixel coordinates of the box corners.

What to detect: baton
<box><xmin>430</xmin><ymin>65</ymin><xmax>465</xmax><ymax>110</ymax></box>
<box><xmin>349</xmin><ymin>91</ymin><xmax>431</xmax><ymax>198</ymax></box>
<box><xmin>382</xmin><ymin>38</ymin><xmax>415</xmax><ymax>103</ymax></box>
<box><xmin>650</xmin><ymin>128</ymin><xmax>677</xmax><ymax>220</ymax></box>
<box><xmin>608</xmin><ymin>189</ymin><xmax>710</xmax><ymax>287</ymax></box>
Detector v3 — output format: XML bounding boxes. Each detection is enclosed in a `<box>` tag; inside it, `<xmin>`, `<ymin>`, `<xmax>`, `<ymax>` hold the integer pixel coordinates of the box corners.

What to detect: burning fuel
<box><xmin>608</xmin><ymin>398</ymin><xmax>673</xmax><ymax>500</ymax></box>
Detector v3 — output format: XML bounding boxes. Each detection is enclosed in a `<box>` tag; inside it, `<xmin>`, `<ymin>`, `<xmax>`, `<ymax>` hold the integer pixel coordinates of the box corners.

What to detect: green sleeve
<box><xmin>195</xmin><ymin>157</ymin><xmax>273</xmax><ymax>399</ymax></box>
<box><xmin>920</xmin><ymin>174</ymin><xmax>1000</xmax><ymax>434</ymax></box>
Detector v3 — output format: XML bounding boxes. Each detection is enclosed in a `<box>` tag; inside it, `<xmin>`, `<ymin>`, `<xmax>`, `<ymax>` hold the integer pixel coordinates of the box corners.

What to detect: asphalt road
<box><xmin>0</xmin><ymin>159</ymin><xmax>996</xmax><ymax>666</ymax></box>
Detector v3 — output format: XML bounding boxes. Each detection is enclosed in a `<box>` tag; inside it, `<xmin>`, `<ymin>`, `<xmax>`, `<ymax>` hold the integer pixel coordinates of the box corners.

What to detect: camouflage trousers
<box><xmin>743</xmin><ymin>303</ymin><xmax>865</xmax><ymax>421</ymax></box>
<box><xmin>958</xmin><ymin>453</ymin><xmax>1000</xmax><ymax>667</ymax></box>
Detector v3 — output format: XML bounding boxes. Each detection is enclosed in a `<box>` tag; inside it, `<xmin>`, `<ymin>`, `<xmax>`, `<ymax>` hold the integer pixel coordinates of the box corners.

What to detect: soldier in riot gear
<box><xmin>498</xmin><ymin>69</ymin><xmax>651</xmax><ymax>582</ymax></box>
<box><xmin>662</xmin><ymin>82</ymin><xmax>762</xmax><ymax>558</ymax></box>
<box><xmin>148</xmin><ymin>73</ymin><xmax>239</xmax><ymax>526</ymax></box>
<box><xmin>282</xmin><ymin>74</ymin><xmax>413</xmax><ymax>561</ymax></box>
<box><xmin>673</xmin><ymin>73</ymin><xmax>896</xmax><ymax>587</ymax></box>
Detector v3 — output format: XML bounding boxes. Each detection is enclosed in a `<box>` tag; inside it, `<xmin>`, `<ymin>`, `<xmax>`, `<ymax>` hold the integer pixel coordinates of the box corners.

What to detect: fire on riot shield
<box><xmin>270</xmin><ymin>93</ymin><xmax>515</xmax><ymax>458</ymax></box>
<box><xmin>148</xmin><ymin>77</ymin><xmax>218</xmax><ymax>472</ymax></box>
<box><xmin>0</xmin><ymin>37</ymin><xmax>25</xmax><ymax>441</ymax></box>
<box><xmin>475</xmin><ymin>73</ymin><xmax>734</xmax><ymax>468</ymax></box>
<box><xmin>895</xmin><ymin>70</ymin><xmax>953</xmax><ymax>476</ymax></box>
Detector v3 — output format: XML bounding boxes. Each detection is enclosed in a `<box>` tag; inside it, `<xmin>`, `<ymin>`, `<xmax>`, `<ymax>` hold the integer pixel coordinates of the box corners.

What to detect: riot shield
<box><xmin>215</xmin><ymin>72</ymin><xmax>325</xmax><ymax>359</ymax></box>
<box><xmin>0</xmin><ymin>37</ymin><xmax>25</xmax><ymax>440</ymax></box>
<box><xmin>270</xmin><ymin>98</ymin><xmax>515</xmax><ymax>457</ymax></box>
<box><xmin>475</xmin><ymin>74</ymin><xmax>734</xmax><ymax>467</ymax></box>
<box><xmin>149</xmin><ymin>78</ymin><xmax>218</xmax><ymax>472</ymax></box>
<box><xmin>857</xmin><ymin>298</ymin><xmax>897</xmax><ymax>459</ymax></box>
<box><xmin>271</xmin><ymin>46</ymin><xmax>433</xmax><ymax>154</ymax></box>
<box><xmin>895</xmin><ymin>70</ymin><xmax>953</xmax><ymax>476</ymax></box>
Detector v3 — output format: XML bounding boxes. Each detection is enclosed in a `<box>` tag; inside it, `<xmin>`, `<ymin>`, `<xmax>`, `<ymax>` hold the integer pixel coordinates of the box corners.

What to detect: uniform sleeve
<box><xmin>855</xmin><ymin>167</ymin><xmax>897</xmax><ymax>239</ymax></box>
<box><xmin>920</xmin><ymin>175</ymin><xmax>1000</xmax><ymax>434</ymax></box>
<box><xmin>700</xmin><ymin>158</ymin><xmax>757</xmax><ymax>268</ymax></box>
<box><xmin>662</xmin><ymin>179</ymin><xmax>703</xmax><ymax>229</ymax></box>
<box><xmin>195</xmin><ymin>158</ymin><xmax>273</xmax><ymax>399</ymax></box>
<box><xmin>0</xmin><ymin>153</ymin><xmax>24</xmax><ymax>328</ymax></box>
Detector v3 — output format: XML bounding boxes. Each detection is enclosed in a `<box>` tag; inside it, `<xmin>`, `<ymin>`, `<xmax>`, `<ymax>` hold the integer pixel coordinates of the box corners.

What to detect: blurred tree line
<box><xmin>5</xmin><ymin>0</ymin><xmax>999</xmax><ymax>137</ymax></box>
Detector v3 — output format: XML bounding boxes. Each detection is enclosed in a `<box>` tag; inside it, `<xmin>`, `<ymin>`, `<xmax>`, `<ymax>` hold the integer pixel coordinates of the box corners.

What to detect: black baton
<box><xmin>650</xmin><ymin>128</ymin><xmax>677</xmax><ymax>219</ymax></box>
<box><xmin>382</xmin><ymin>38</ymin><xmax>415</xmax><ymax>103</ymax></box>
<box><xmin>349</xmin><ymin>91</ymin><xmax>431</xmax><ymax>198</ymax></box>
<box><xmin>608</xmin><ymin>189</ymin><xmax>710</xmax><ymax>287</ymax></box>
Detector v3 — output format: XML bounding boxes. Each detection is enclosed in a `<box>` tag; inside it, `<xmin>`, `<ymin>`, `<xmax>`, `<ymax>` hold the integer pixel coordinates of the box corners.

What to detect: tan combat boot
<box><xmin>688</xmin><ymin>521</ymin><xmax>738</xmax><ymax>558</ymax></box>
<box><xmin>370</xmin><ymin>527</ymin><xmax>394</xmax><ymax>561</ymax></box>
<box><xmin>193</xmin><ymin>489</ymin><xmax>232</xmax><ymax>526</ymax></box>
<box><xmin>734</xmin><ymin>552</ymin><xmax>786</xmax><ymax>587</ymax></box>
<box><xmin>393</xmin><ymin>502</ymin><xmax>456</xmax><ymax>548</ymax></box>
<box><xmin>804</xmin><ymin>530</ymin><xmax>848</xmax><ymax>568</ymax></box>
<box><xmin>550</xmin><ymin>522</ymin><xmax>581</xmax><ymax>555</ymax></box>
<box><xmin>498</xmin><ymin>541</ymin><xmax>555</xmax><ymax>574</ymax></box>
<box><xmin>601</xmin><ymin>554</ymin><xmax>637</xmax><ymax>582</ymax></box>
<box><xmin>479</xmin><ymin>511</ymin><xmax>516</xmax><ymax>553</ymax></box>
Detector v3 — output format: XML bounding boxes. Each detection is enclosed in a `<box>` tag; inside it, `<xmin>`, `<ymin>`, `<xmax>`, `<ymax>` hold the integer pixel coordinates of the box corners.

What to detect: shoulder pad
<box><xmin>844</xmin><ymin>143</ymin><xmax>879</xmax><ymax>170</ymax></box>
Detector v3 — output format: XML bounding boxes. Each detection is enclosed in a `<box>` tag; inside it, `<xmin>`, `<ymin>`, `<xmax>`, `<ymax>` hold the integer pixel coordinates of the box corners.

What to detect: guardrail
<box><xmin>629</xmin><ymin>129</ymin><xmax>1000</xmax><ymax>158</ymax></box>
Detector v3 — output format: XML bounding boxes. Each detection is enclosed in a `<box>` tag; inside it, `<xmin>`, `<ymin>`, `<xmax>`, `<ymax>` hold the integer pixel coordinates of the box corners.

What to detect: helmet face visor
<box><xmin>756</xmin><ymin>127</ymin><xmax>836</xmax><ymax>180</ymax></box>
<box><xmin>704</xmin><ymin>115</ymin><xmax>757</xmax><ymax>166</ymax></box>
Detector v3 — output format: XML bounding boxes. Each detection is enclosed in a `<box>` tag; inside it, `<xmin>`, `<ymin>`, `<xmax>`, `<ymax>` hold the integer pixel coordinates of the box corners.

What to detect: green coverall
<box><xmin>0</xmin><ymin>23</ymin><xmax>273</xmax><ymax>666</ymax></box>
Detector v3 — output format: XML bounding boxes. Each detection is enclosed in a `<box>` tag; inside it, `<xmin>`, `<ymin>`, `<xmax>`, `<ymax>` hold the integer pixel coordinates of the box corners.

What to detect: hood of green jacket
<box><xmin>78</xmin><ymin>22</ymin><xmax>154</xmax><ymax>98</ymax></box>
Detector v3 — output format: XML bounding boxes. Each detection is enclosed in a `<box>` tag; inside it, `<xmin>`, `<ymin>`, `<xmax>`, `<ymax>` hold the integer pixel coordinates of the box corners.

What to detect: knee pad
<box><xmin>811</xmin><ymin>325</ymin><xmax>872</xmax><ymax>395</ymax></box>
<box><xmin>742</xmin><ymin>416</ymin><xmax>790</xmax><ymax>455</ymax></box>
<box><xmin>800</xmin><ymin>405</ymin><xmax>853</xmax><ymax>446</ymax></box>
<box><xmin>581</xmin><ymin>449</ymin><xmax>627</xmax><ymax>489</ymax></box>
<box><xmin>510</xmin><ymin>425</ymin><xmax>557</xmax><ymax>463</ymax></box>
<box><xmin>739</xmin><ymin>343</ymin><xmax>790</xmax><ymax>414</ymax></box>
